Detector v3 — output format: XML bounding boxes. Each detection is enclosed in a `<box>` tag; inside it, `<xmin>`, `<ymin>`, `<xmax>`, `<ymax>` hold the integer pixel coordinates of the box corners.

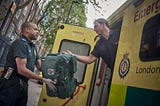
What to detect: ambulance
<box><xmin>38</xmin><ymin>0</ymin><xmax>160</xmax><ymax>105</ymax></box>
<box><xmin>107</xmin><ymin>0</ymin><xmax>160</xmax><ymax>106</ymax></box>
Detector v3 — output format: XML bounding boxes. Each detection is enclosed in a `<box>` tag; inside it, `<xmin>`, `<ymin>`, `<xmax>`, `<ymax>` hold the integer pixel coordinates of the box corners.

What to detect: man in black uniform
<box><xmin>63</xmin><ymin>18</ymin><xmax>119</xmax><ymax>104</ymax></box>
<box><xmin>0</xmin><ymin>22</ymin><xmax>56</xmax><ymax>106</ymax></box>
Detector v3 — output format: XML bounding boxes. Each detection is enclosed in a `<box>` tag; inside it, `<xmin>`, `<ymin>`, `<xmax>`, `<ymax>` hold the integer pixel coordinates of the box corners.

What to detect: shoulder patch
<box><xmin>118</xmin><ymin>51</ymin><xmax>130</xmax><ymax>79</ymax></box>
<box><xmin>21</xmin><ymin>38</ymin><xmax>27</xmax><ymax>42</ymax></box>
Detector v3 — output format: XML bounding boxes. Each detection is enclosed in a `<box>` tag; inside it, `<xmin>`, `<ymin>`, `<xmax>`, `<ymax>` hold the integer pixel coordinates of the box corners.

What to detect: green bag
<box><xmin>41</xmin><ymin>53</ymin><xmax>78</xmax><ymax>99</ymax></box>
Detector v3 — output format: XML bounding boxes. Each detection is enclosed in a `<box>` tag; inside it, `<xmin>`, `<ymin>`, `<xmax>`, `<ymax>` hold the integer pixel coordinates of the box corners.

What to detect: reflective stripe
<box><xmin>108</xmin><ymin>84</ymin><xmax>127</xmax><ymax>106</ymax></box>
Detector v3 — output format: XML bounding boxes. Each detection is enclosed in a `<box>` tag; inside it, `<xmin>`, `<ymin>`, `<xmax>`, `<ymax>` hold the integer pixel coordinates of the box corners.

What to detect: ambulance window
<box><xmin>59</xmin><ymin>39</ymin><xmax>90</xmax><ymax>84</ymax></box>
<box><xmin>140</xmin><ymin>13</ymin><xmax>160</xmax><ymax>61</ymax></box>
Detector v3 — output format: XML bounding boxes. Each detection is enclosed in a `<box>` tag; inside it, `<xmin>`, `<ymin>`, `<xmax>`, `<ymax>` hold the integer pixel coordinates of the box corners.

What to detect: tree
<box><xmin>38</xmin><ymin>0</ymin><xmax>87</xmax><ymax>52</ymax></box>
<box><xmin>33</xmin><ymin>0</ymin><xmax>107</xmax><ymax>55</ymax></box>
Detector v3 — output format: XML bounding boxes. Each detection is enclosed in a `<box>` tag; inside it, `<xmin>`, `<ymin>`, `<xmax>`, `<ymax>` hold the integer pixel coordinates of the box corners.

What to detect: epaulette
<box><xmin>21</xmin><ymin>38</ymin><xmax>27</xmax><ymax>42</ymax></box>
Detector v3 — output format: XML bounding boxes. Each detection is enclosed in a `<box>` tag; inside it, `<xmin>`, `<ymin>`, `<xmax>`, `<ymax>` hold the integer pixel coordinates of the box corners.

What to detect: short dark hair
<box><xmin>94</xmin><ymin>18</ymin><xmax>110</xmax><ymax>28</ymax></box>
<box><xmin>21</xmin><ymin>22</ymin><xmax>35</xmax><ymax>32</ymax></box>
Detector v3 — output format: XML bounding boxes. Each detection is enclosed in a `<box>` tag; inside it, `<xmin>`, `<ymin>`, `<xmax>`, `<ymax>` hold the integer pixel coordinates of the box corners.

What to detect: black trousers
<box><xmin>0</xmin><ymin>76</ymin><xmax>28</xmax><ymax>106</ymax></box>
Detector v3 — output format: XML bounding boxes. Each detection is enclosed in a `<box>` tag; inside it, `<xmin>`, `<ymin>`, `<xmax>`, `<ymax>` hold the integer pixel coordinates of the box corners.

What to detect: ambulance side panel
<box><xmin>108</xmin><ymin>0</ymin><xmax>160</xmax><ymax>106</ymax></box>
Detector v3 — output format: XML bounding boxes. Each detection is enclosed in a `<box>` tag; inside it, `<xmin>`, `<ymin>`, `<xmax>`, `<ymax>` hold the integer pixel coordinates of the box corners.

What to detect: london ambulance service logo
<box><xmin>118</xmin><ymin>51</ymin><xmax>130</xmax><ymax>79</ymax></box>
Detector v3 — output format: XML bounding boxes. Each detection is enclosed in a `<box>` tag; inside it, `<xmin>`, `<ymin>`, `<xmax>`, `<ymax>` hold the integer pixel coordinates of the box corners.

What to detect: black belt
<box><xmin>3</xmin><ymin>67</ymin><xmax>28</xmax><ymax>83</ymax></box>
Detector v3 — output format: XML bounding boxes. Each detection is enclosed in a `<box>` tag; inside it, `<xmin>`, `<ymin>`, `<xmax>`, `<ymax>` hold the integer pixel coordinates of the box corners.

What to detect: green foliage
<box><xmin>38</xmin><ymin>0</ymin><xmax>87</xmax><ymax>50</ymax></box>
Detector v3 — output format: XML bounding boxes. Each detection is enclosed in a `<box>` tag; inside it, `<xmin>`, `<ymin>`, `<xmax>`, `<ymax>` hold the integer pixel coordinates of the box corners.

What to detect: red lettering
<box><xmin>151</xmin><ymin>2</ymin><xmax>156</xmax><ymax>12</ymax></box>
<box><xmin>134</xmin><ymin>0</ymin><xmax>160</xmax><ymax>22</ymax></box>
<box><xmin>146</xmin><ymin>5</ymin><xmax>151</xmax><ymax>15</ymax></box>
<box><xmin>155</xmin><ymin>0</ymin><xmax>160</xmax><ymax>13</ymax></box>
<box><xmin>140</xmin><ymin>10</ymin><xmax>146</xmax><ymax>19</ymax></box>
<box><xmin>134</xmin><ymin>10</ymin><xmax>140</xmax><ymax>22</ymax></box>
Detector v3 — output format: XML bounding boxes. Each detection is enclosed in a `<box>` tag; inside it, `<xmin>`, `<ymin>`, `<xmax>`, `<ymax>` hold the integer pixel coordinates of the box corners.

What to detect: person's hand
<box><xmin>62</xmin><ymin>50</ymin><xmax>73</xmax><ymax>55</ymax></box>
<box><xmin>42</xmin><ymin>78</ymin><xmax>57</xmax><ymax>92</ymax></box>
<box><xmin>62</xmin><ymin>50</ymin><xmax>77</xmax><ymax>57</ymax></box>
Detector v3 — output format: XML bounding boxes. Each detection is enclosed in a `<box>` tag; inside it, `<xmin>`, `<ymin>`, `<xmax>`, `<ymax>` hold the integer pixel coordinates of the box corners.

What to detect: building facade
<box><xmin>0</xmin><ymin>0</ymin><xmax>41</xmax><ymax>66</ymax></box>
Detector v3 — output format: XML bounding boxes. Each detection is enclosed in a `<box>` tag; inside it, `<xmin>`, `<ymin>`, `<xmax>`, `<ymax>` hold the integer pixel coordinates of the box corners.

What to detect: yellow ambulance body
<box><xmin>107</xmin><ymin>0</ymin><xmax>160</xmax><ymax>106</ymax></box>
<box><xmin>38</xmin><ymin>24</ymin><xmax>98</xmax><ymax>106</ymax></box>
<box><xmin>38</xmin><ymin>0</ymin><xmax>160</xmax><ymax>105</ymax></box>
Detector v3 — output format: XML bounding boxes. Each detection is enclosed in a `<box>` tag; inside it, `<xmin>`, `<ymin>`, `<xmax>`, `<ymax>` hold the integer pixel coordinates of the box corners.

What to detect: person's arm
<box><xmin>63</xmin><ymin>50</ymin><xmax>97</xmax><ymax>64</ymax></box>
<box><xmin>16</xmin><ymin>57</ymin><xmax>42</xmax><ymax>81</ymax></box>
<box><xmin>35</xmin><ymin>59</ymin><xmax>42</xmax><ymax>71</ymax></box>
<box><xmin>72</xmin><ymin>53</ymin><xmax>97</xmax><ymax>64</ymax></box>
<box><xmin>16</xmin><ymin>57</ymin><xmax>57</xmax><ymax>91</ymax></box>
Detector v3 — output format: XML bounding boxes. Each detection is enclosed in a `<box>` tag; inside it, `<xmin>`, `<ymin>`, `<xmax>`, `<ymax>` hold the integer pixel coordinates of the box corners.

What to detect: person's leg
<box><xmin>0</xmin><ymin>80</ymin><xmax>20</xmax><ymax>106</ymax></box>
<box><xmin>16</xmin><ymin>80</ymin><xmax>28</xmax><ymax>106</ymax></box>
<box><xmin>105</xmin><ymin>67</ymin><xmax>113</xmax><ymax>105</ymax></box>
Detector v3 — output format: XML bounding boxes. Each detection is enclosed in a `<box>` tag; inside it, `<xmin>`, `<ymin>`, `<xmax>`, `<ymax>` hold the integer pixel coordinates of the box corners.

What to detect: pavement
<box><xmin>27</xmin><ymin>79</ymin><xmax>42</xmax><ymax>106</ymax></box>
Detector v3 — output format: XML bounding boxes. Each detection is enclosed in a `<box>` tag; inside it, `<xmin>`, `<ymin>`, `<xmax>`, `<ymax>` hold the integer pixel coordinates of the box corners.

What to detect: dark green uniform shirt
<box><xmin>4</xmin><ymin>35</ymin><xmax>39</xmax><ymax>82</ymax></box>
<box><xmin>91</xmin><ymin>29</ymin><xmax>120</xmax><ymax>71</ymax></box>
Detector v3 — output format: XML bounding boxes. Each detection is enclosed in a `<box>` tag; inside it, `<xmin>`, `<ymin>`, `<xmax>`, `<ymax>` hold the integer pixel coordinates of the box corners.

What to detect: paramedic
<box><xmin>63</xmin><ymin>18</ymin><xmax>119</xmax><ymax>103</ymax></box>
<box><xmin>0</xmin><ymin>22</ymin><xmax>56</xmax><ymax>106</ymax></box>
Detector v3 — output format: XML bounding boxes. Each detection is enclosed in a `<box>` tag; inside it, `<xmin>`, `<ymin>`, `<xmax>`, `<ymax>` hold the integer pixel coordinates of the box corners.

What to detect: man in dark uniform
<box><xmin>63</xmin><ymin>18</ymin><xmax>119</xmax><ymax>104</ymax></box>
<box><xmin>0</xmin><ymin>22</ymin><xmax>56</xmax><ymax>106</ymax></box>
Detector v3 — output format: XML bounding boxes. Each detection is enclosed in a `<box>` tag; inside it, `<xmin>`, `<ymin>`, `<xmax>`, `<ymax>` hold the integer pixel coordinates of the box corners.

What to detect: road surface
<box><xmin>27</xmin><ymin>79</ymin><xmax>42</xmax><ymax>106</ymax></box>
